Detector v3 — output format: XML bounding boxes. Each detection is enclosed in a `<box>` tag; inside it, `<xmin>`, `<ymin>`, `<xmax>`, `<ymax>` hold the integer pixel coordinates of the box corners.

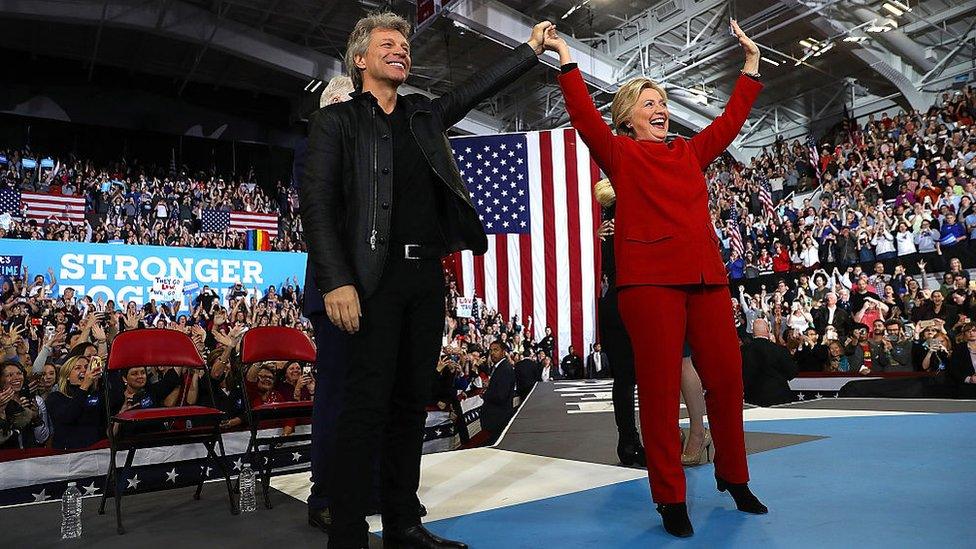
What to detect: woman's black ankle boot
<box><xmin>655</xmin><ymin>503</ymin><xmax>694</xmax><ymax>538</ymax></box>
<box><xmin>716</xmin><ymin>477</ymin><xmax>768</xmax><ymax>514</ymax></box>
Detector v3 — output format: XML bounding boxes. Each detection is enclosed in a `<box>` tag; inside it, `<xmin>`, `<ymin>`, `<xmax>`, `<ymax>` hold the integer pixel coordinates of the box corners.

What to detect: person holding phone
<box><xmin>0</xmin><ymin>362</ymin><xmax>50</xmax><ymax>449</ymax></box>
<box><xmin>549</xmin><ymin>18</ymin><xmax>766</xmax><ymax>537</ymax></box>
<box><xmin>913</xmin><ymin>323</ymin><xmax>951</xmax><ymax>372</ymax></box>
<box><xmin>108</xmin><ymin>366</ymin><xmax>177</xmax><ymax>436</ymax></box>
<box><xmin>278</xmin><ymin>361</ymin><xmax>315</xmax><ymax>402</ymax></box>
<box><xmin>46</xmin><ymin>355</ymin><xmax>106</xmax><ymax>449</ymax></box>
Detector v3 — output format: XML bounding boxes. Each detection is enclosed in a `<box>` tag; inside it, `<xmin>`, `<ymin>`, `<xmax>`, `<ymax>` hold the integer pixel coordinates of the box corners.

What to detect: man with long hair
<box><xmin>301</xmin><ymin>11</ymin><xmax>554</xmax><ymax>549</ymax></box>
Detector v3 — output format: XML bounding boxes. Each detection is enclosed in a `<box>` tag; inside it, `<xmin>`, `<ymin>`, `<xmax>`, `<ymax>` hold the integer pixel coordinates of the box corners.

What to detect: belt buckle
<box><xmin>404</xmin><ymin>244</ymin><xmax>420</xmax><ymax>260</ymax></box>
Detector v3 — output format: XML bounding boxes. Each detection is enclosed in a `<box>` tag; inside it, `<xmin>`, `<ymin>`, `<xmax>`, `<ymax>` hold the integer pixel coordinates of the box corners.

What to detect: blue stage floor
<box><xmin>424</xmin><ymin>413</ymin><xmax>976</xmax><ymax>548</ymax></box>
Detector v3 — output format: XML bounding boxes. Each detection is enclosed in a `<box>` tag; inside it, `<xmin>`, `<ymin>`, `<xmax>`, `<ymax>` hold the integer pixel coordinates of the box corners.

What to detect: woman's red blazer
<box><xmin>559</xmin><ymin>67</ymin><xmax>762</xmax><ymax>286</ymax></box>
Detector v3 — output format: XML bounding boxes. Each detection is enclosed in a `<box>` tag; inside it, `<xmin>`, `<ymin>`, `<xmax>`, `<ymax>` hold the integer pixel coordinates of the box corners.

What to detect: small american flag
<box><xmin>452</xmin><ymin>129</ymin><xmax>600</xmax><ymax>359</ymax></box>
<box><xmin>0</xmin><ymin>189</ymin><xmax>86</xmax><ymax>224</ymax></box>
<box><xmin>756</xmin><ymin>170</ymin><xmax>776</xmax><ymax>220</ymax></box>
<box><xmin>201</xmin><ymin>209</ymin><xmax>278</xmax><ymax>236</ymax></box>
<box><xmin>806</xmin><ymin>135</ymin><xmax>822</xmax><ymax>183</ymax></box>
<box><xmin>728</xmin><ymin>202</ymin><xmax>745</xmax><ymax>258</ymax></box>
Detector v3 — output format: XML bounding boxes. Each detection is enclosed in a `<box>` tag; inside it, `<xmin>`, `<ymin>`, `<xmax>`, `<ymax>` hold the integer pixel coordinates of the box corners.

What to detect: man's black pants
<box><xmin>599</xmin><ymin>285</ymin><xmax>639</xmax><ymax>445</ymax></box>
<box><xmin>327</xmin><ymin>257</ymin><xmax>445</xmax><ymax>548</ymax></box>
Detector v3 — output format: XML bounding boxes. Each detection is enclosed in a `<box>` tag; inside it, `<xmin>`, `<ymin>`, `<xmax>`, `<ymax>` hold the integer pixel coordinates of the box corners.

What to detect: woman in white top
<box><xmin>894</xmin><ymin>221</ymin><xmax>917</xmax><ymax>256</ymax></box>
<box><xmin>799</xmin><ymin>236</ymin><xmax>820</xmax><ymax>269</ymax></box>
<box><xmin>871</xmin><ymin>221</ymin><xmax>896</xmax><ymax>259</ymax></box>
<box><xmin>787</xmin><ymin>302</ymin><xmax>813</xmax><ymax>333</ymax></box>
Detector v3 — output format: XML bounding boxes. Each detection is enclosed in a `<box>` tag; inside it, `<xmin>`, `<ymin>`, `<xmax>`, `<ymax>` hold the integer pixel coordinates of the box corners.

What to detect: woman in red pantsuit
<box><xmin>545</xmin><ymin>21</ymin><xmax>767</xmax><ymax>537</ymax></box>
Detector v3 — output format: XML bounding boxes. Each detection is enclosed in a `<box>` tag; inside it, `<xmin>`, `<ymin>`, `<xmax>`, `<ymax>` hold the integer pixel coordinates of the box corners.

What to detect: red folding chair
<box><xmin>239</xmin><ymin>326</ymin><xmax>316</xmax><ymax>509</ymax></box>
<box><xmin>98</xmin><ymin>329</ymin><xmax>238</xmax><ymax>534</ymax></box>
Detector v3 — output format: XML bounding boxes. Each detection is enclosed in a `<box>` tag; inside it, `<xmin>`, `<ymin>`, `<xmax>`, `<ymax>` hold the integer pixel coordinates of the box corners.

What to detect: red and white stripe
<box><xmin>22</xmin><ymin>192</ymin><xmax>86</xmax><ymax>225</ymax></box>
<box><xmin>230</xmin><ymin>211</ymin><xmax>279</xmax><ymax>236</ymax></box>
<box><xmin>458</xmin><ymin>129</ymin><xmax>601</xmax><ymax>360</ymax></box>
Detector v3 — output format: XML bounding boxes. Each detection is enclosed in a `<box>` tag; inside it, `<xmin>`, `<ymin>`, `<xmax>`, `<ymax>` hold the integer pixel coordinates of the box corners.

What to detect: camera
<box><xmin>301</xmin><ymin>365</ymin><xmax>312</xmax><ymax>377</ymax></box>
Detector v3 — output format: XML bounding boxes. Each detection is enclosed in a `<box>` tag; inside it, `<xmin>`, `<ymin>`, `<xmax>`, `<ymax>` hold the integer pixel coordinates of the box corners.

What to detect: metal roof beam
<box><xmin>446</xmin><ymin>0</ymin><xmax>619</xmax><ymax>90</ymax></box>
<box><xmin>849</xmin><ymin>7</ymin><xmax>935</xmax><ymax>73</ymax></box>
<box><xmin>0</xmin><ymin>0</ymin><xmax>503</xmax><ymax>134</ymax></box>
<box><xmin>444</xmin><ymin>0</ymin><xmax>748</xmax><ymax>160</ymax></box>
<box><xmin>600</xmin><ymin>0</ymin><xmax>729</xmax><ymax>63</ymax></box>
<box><xmin>901</xmin><ymin>1</ymin><xmax>976</xmax><ymax>35</ymax></box>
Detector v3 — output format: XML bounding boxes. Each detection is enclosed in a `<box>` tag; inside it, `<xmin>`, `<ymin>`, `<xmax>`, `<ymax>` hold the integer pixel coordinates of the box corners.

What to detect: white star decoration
<box><xmin>166</xmin><ymin>468</ymin><xmax>179</xmax><ymax>483</ymax></box>
<box><xmin>814</xmin><ymin>393</ymin><xmax>823</xmax><ymax>400</ymax></box>
<box><xmin>233</xmin><ymin>458</ymin><xmax>244</xmax><ymax>471</ymax></box>
<box><xmin>200</xmin><ymin>466</ymin><xmax>213</xmax><ymax>478</ymax></box>
<box><xmin>454</xmin><ymin>136</ymin><xmax>529</xmax><ymax>235</ymax></box>
<box><xmin>292</xmin><ymin>452</ymin><xmax>302</xmax><ymax>462</ymax></box>
<box><xmin>797</xmin><ymin>392</ymin><xmax>806</xmax><ymax>401</ymax></box>
<box><xmin>82</xmin><ymin>482</ymin><xmax>100</xmax><ymax>496</ymax></box>
<box><xmin>126</xmin><ymin>475</ymin><xmax>141</xmax><ymax>490</ymax></box>
<box><xmin>31</xmin><ymin>488</ymin><xmax>51</xmax><ymax>502</ymax></box>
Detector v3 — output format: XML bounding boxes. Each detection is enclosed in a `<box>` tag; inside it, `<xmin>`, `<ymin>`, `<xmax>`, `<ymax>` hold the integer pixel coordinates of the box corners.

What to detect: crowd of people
<box><xmin>694</xmin><ymin>85</ymin><xmax>976</xmax><ymax>405</ymax></box>
<box><xmin>3</xmin><ymin>81</ymin><xmax>976</xmax><ymax>454</ymax></box>
<box><xmin>712</xmin><ymin>85</ymin><xmax>976</xmax><ymax>277</ymax></box>
<box><xmin>0</xmin><ymin>151</ymin><xmax>304</xmax><ymax>252</ymax></box>
<box><xmin>0</xmin><ymin>271</ymin><xmax>314</xmax><ymax>451</ymax></box>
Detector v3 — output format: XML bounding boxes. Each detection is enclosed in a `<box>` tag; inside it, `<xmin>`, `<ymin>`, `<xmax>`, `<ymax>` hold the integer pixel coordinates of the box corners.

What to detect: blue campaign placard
<box><xmin>0</xmin><ymin>254</ymin><xmax>22</xmax><ymax>279</ymax></box>
<box><xmin>0</xmin><ymin>239</ymin><xmax>307</xmax><ymax>308</ymax></box>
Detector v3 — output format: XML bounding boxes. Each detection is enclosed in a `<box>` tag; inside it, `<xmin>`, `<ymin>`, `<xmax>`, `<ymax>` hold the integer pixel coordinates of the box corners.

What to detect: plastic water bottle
<box><xmin>60</xmin><ymin>482</ymin><xmax>82</xmax><ymax>539</ymax></box>
<box><xmin>239</xmin><ymin>464</ymin><xmax>257</xmax><ymax>513</ymax></box>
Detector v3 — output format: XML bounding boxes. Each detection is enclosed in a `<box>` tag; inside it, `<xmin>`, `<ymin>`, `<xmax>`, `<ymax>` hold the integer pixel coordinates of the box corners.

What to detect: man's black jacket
<box><xmin>300</xmin><ymin>43</ymin><xmax>539</xmax><ymax>301</ymax></box>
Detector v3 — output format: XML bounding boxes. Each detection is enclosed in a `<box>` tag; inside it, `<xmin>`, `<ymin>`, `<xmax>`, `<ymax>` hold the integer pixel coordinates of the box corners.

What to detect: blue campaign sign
<box><xmin>0</xmin><ymin>239</ymin><xmax>307</xmax><ymax>308</ymax></box>
<box><xmin>0</xmin><ymin>255</ymin><xmax>22</xmax><ymax>280</ymax></box>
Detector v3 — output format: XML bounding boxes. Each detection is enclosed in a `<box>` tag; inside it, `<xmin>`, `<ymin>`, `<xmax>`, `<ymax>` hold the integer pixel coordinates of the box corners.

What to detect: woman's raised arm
<box><xmin>549</xmin><ymin>28</ymin><xmax>616</xmax><ymax>174</ymax></box>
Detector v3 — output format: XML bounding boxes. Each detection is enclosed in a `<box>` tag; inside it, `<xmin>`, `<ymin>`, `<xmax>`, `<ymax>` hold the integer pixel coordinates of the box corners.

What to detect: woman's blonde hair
<box><xmin>594</xmin><ymin>178</ymin><xmax>616</xmax><ymax>207</ymax></box>
<box><xmin>57</xmin><ymin>355</ymin><xmax>85</xmax><ymax>393</ymax></box>
<box><xmin>345</xmin><ymin>11</ymin><xmax>412</xmax><ymax>90</ymax></box>
<box><xmin>611</xmin><ymin>77</ymin><xmax>668</xmax><ymax>138</ymax></box>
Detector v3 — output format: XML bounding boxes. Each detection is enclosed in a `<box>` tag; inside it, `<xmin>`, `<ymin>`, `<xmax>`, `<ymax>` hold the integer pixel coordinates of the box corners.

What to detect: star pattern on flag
<box><xmin>452</xmin><ymin>134</ymin><xmax>531</xmax><ymax>234</ymax></box>
<box><xmin>0</xmin><ymin>188</ymin><xmax>21</xmax><ymax>214</ymax></box>
<box><xmin>291</xmin><ymin>452</ymin><xmax>302</xmax><ymax>463</ymax></box>
<box><xmin>814</xmin><ymin>393</ymin><xmax>823</xmax><ymax>400</ymax></box>
<box><xmin>31</xmin><ymin>488</ymin><xmax>51</xmax><ymax>502</ymax></box>
<box><xmin>201</xmin><ymin>209</ymin><xmax>231</xmax><ymax>232</ymax></box>
<box><xmin>165</xmin><ymin>468</ymin><xmax>179</xmax><ymax>483</ymax></box>
<box><xmin>82</xmin><ymin>482</ymin><xmax>100</xmax><ymax>496</ymax></box>
<box><xmin>797</xmin><ymin>392</ymin><xmax>806</xmax><ymax>401</ymax></box>
<box><xmin>126</xmin><ymin>475</ymin><xmax>141</xmax><ymax>490</ymax></box>
<box><xmin>233</xmin><ymin>458</ymin><xmax>244</xmax><ymax>471</ymax></box>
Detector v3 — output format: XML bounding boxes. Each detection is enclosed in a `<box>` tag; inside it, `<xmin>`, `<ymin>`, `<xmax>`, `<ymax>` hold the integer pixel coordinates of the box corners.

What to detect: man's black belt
<box><xmin>390</xmin><ymin>242</ymin><xmax>445</xmax><ymax>260</ymax></box>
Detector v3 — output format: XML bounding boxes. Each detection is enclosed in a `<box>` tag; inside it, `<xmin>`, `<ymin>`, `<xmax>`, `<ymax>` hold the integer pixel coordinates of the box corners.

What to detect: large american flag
<box><xmin>451</xmin><ymin>129</ymin><xmax>600</xmax><ymax>359</ymax></box>
<box><xmin>0</xmin><ymin>189</ymin><xmax>86</xmax><ymax>224</ymax></box>
<box><xmin>201</xmin><ymin>209</ymin><xmax>279</xmax><ymax>236</ymax></box>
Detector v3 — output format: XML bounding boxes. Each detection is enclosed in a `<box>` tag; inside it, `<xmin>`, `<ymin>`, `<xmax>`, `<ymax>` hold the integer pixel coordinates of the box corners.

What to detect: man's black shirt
<box><xmin>386</xmin><ymin>103</ymin><xmax>445</xmax><ymax>246</ymax></box>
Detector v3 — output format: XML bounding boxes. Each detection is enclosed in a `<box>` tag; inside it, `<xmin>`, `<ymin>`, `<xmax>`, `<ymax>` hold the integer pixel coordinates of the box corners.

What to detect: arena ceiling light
<box><xmin>881</xmin><ymin>1</ymin><xmax>912</xmax><ymax>17</ymax></box>
<box><xmin>304</xmin><ymin>78</ymin><xmax>323</xmax><ymax>93</ymax></box>
<box><xmin>813</xmin><ymin>42</ymin><xmax>835</xmax><ymax>57</ymax></box>
<box><xmin>561</xmin><ymin>0</ymin><xmax>590</xmax><ymax>20</ymax></box>
<box><xmin>761</xmin><ymin>57</ymin><xmax>781</xmax><ymax>67</ymax></box>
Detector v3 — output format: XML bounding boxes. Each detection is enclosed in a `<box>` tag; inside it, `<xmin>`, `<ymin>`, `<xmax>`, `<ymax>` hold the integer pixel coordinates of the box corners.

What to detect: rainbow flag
<box><xmin>246</xmin><ymin>229</ymin><xmax>272</xmax><ymax>251</ymax></box>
